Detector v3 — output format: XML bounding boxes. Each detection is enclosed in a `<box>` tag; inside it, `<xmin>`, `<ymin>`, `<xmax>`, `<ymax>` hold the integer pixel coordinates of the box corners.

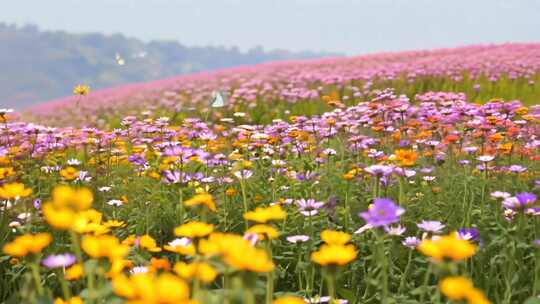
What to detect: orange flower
<box><xmin>394</xmin><ymin>149</ymin><xmax>418</xmax><ymax>166</ymax></box>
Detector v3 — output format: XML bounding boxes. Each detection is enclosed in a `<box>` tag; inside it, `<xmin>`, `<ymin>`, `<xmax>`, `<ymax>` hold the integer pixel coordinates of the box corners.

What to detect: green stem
<box><xmin>266</xmin><ymin>241</ymin><xmax>274</xmax><ymax>304</ymax></box>
<box><xmin>419</xmin><ymin>263</ymin><xmax>432</xmax><ymax>303</ymax></box>
<box><xmin>30</xmin><ymin>258</ymin><xmax>44</xmax><ymax>295</ymax></box>
<box><xmin>325</xmin><ymin>269</ymin><xmax>337</xmax><ymax>300</ymax></box>
<box><xmin>239</xmin><ymin>179</ymin><xmax>249</xmax><ymax>230</ymax></box>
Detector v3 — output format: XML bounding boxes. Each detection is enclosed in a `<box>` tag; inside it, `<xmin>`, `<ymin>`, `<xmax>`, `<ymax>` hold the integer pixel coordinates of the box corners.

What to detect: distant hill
<box><xmin>0</xmin><ymin>23</ymin><xmax>340</xmax><ymax>108</ymax></box>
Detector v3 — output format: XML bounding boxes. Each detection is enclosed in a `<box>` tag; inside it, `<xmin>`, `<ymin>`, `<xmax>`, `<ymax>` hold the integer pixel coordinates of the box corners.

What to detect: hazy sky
<box><xmin>2</xmin><ymin>0</ymin><xmax>540</xmax><ymax>55</ymax></box>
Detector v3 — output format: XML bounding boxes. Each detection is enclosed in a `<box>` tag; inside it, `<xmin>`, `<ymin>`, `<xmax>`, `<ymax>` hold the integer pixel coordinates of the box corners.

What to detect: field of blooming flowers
<box><xmin>1</xmin><ymin>43</ymin><xmax>540</xmax><ymax>304</ymax></box>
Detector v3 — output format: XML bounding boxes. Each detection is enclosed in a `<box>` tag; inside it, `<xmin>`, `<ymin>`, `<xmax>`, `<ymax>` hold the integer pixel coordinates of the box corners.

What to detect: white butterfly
<box><xmin>115</xmin><ymin>52</ymin><xmax>125</xmax><ymax>66</ymax></box>
<box><xmin>209</xmin><ymin>91</ymin><xmax>227</xmax><ymax>108</ymax></box>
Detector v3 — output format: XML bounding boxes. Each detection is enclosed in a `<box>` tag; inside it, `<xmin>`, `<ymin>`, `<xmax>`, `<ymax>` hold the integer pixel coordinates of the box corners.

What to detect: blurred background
<box><xmin>1</xmin><ymin>0</ymin><xmax>539</xmax><ymax>108</ymax></box>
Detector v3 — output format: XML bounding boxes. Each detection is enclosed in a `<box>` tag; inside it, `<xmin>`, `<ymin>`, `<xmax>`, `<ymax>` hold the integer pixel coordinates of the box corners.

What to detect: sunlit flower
<box><xmin>244</xmin><ymin>205</ymin><xmax>287</xmax><ymax>223</ymax></box>
<box><xmin>184</xmin><ymin>193</ymin><xmax>216</xmax><ymax>212</ymax></box>
<box><xmin>73</xmin><ymin>84</ymin><xmax>90</xmax><ymax>96</ymax></box>
<box><xmin>174</xmin><ymin>261</ymin><xmax>218</xmax><ymax>283</ymax></box>
<box><xmin>439</xmin><ymin>276</ymin><xmax>491</xmax><ymax>304</ymax></box>
<box><xmin>418</xmin><ymin>232</ymin><xmax>476</xmax><ymax>261</ymax></box>
<box><xmin>0</xmin><ymin>183</ymin><xmax>32</xmax><ymax>200</ymax></box>
<box><xmin>321</xmin><ymin>230</ymin><xmax>351</xmax><ymax>245</ymax></box>
<box><xmin>112</xmin><ymin>273</ymin><xmax>190</xmax><ymax>304</ymax></box>
<box><xmin>246</xmin><ymin>224</ymin><xmax>280</xmax><ymax>240</ymax></box>
<box><xmin>311</xmin><ymin>244</ymin><xmax>357</xmax><ymax>266</ymax></box>
<box><xmin>174</xmin><ymin>221</ymin><xmax>214</xmax><ymax>239</ymax></box>
<box><xmin>3</xmin><ymin>233</ymin><xmax>52</xmax><ymax>257</ymax></box>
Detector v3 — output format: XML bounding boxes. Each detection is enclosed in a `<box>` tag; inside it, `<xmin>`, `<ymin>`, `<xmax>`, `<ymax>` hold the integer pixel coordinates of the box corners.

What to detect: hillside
<box><xmin>27</xmin><ymin>43</ymin><xmax>540</xmax><ymax>127</ymax></box>
<box><xmin>0</xmin><ymin>23</ymin><xmax>339</xmax><ymax>108</ymax></box>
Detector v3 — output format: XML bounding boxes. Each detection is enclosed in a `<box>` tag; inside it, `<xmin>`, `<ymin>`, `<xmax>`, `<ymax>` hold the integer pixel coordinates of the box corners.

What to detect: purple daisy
<box><xmin>42</xmin><ymin>253</ymin><xmax>76</xmax><ymax>269</ymax></box>
<box><xmin>359</xmin><ymin>198</ymin><xmax>404</xmax><ymax>227</ymax></box>
<box><xmin>417</xmin><ymin>220</ymin><xmax>445</xmax><ymax>234</ymax></box>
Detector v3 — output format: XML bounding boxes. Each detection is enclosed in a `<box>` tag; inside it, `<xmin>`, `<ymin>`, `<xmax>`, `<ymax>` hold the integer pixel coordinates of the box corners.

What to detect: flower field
<box><xmin>1</xmin><ymin>43</ymin><xmax>540</xmax><ymax>304</ymax></box>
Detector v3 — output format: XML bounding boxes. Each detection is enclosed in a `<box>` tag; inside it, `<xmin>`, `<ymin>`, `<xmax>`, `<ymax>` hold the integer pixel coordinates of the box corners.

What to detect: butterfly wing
<box><xmin>210</xmin><ymin>91</ymin><xmax>226</xmax><ymax>108</ymax></box>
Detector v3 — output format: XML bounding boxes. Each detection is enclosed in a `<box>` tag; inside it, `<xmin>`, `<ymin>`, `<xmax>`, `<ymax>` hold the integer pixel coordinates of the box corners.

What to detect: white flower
<box><xmin>354</xmin><ymin>224</ymin><xmax>373</xmax><ymax>234</ymax></box>
<box><xmin>107</xmin><ymin>199</ymin><xmax>124</xmax><ymax>207</ymax></box>
<box><xmin>476</xmin><ymin>155</ymin><xmax>495</xmax><ymax>162</ymax></box>
<box><xmin>490</xmin><ymin>191</ymin><xmax>511</xmax><ymax>199</ymax></box>
<box><xmin>98</xmin><ymin>186</ymin><xmax>112</xmax><ymax>192</ymax></box>
<box><xmin>130</xmin><ymin>266</ymin><xmax>149</xmax><ymax>274</ymax></box>
<box><xmin>67</xmin><ymin>159</ymin><xmax>81</xmax><ymax>166</ymax></box>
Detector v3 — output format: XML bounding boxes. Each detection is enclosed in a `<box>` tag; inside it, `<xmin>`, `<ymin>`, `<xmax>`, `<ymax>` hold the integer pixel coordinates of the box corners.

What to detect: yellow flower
<box><xmin>225</xmin><ymin>188</ymin><xmax>237</xmax><ymax>196</ymax></box>
<box><xmin>174</xmin><ymin>261</ymin><xmax>218</xmax><ymax>283</ymax></box>
<box><xmin>3</xmin><ymin>233</ymin><xmax>52</xmax><ymax>257</ymax></box>
<box><xmin>112</xmin><ymin>273</ymin><xmax>190</xmax><ymax>304</ymax></box>
<box><xmin>311</xmin><ymin>244</ymin><xmax>357</xmax><ymax>266</ymax></box>
<box><xmin>439</xmin><ymin>276</ymin><xmax>491</xmax><ymax>304</ymax></box>
<box><xmin>273</xmin><ymin>296</ymin><xmax>306</xmax><ymax>304</ymax></box>
<box><xmin>43</xmin><ymin>203</ymin><xmax>76</xmax><ymax>230</ymax></box>
<box><xmin>515</xmin><ymin>106</ymin><xmax>528</xmax><ymax>115</ymax></box>
<box><xmin>102</xmin><ymin>220</ymin><xmax>126</xmax><ymax>229</ymax></box>
<box><xmin>107</xmin><ymin>259</ymin><xmax>134</xmax><ymax>278</ymax></box>
<box><xmin>222</xmin><ymin>245</ymin><xmax>274</xmax><ymax>273</ymax></box>
<box><xmin>82</xmin><ymin>235</ymin><xmax>130</xmax><ymax>261</ymax></box>
<box><xmin>439</xmin><ymin>276</ymin><xmax>472</xmax><ymax>300</ymax></box>
<box><xmin>54</xmin><ymin>296</ymin><xmax>84</xmax><ymax>304</ymax></box>
<box><xmin>418</xmin><ymin>233</ymin><xmax>476</xmax><ymax>261</ymax></box>
<box><xmin>243</xmin><ymin>205</ymin><xmax>287</xmax><ymax>223</ymax></box>
<box><xmin>394</xmin><ymin>149</ymin><xmax>418</xmax><ymax>166</ymax></box>
<box><xmin>60</xmin><ymin>167</ymin><xmax>79</xmax><ymax>181</ymax></box>
<box><xmin>50</xmin><ymin>185</ymin><xmax>93</xmax><ymax>211</ymax></box>
<box><xmin>321</xmin><ymin>230</ymin><xmax>351</xmax><ymax>245</ymax></box>
<box><xmin>65</xmin><ymin>263</ymin><xmax>84</xmax><ymax>281</ymax></box>
<box><xmin>0</xmin><ymin>183</ymin><xmax>32</xmax><ymax>200</ymax></box>
<box><xmin>246</xmin><ymin>224</ymin><xmax>279</xmax><ymax>240</ymax></box>
<box><xmin>0</xmin><ymin>167</ymin><xmax>15</xmax><ymax>180</ymax></box>
<box><xmin>199</xmin><ymin>232</ymin><xmax>274</xmax><ymax>273</ymax></box>
<box><xmin>73</xmin><ymin>84</ymin><xmax>90</xmax><ymax>96</ymax></box>
<box><xmin>183</xmin><ymin>193</ymin><xmax>216</xmax><ymax>212</ymax></box>
<box><xmin>174</xmin><ymin>222</ymin><xmax>214</xmax><ymax>239</ymax></box>
<box><xmin>73</xmin><ymin>209</ymin><xmax>106</xmax><ymax>234</ymax></box>
<box><xmin>139</xmin><ymin>235</ymin><xmax>162</xmax><ymax>252</ymax></box>
<box><xmin>164</xmin><ymin>242</ymin><xmax>196</xmax><ymax>256</ymax></box>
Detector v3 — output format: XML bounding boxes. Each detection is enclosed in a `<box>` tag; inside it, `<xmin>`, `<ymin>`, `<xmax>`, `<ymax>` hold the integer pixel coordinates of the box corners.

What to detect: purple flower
<box><xmin>508</xmin><ymin>165</ymin><xmax>527</xmax><ymax>173</ymax></box>
<box><xmin>296</xmin><ymin>198</ymin><xmax>325</xmax><ymax>216</ymax></box>
<box><xmin>516</xmin><ymin>192</ymin><xmax>537</xmax><ymax>207</ymax></box>
<box><xmin>243</xmin><ymin>233</ymin><xmax>259</xmax><ymax>246</ymax></box>
<box><xmin>457</xmin><ymin>228</ymin><xmax>480</xmax><ymax>242</ymax></box>
<box><xmin>535</xmin><ymin>239</ymin><xmax>540</xmax><ymax>247</ymax></box>
<box><xmin>33</xmin><ymin>199</ymin><xmax>41</xmax><ymax>210</ymax></box>
<box><xmin>359</xmin><ymin>198</ymin><xmax>404</xmax><ymax>227</ymax></box>
<box><xmin>402</xmin><ymin>236</ymin><xmax>421</xmax><ymax>248</ymax></box>
<box><xmin>163</xmin><ymin>170</ymin><xmax>182</xmax><ymax>184</ymax></box>
<box><xmin>417</xmin><ymin>220</ymin><xmax>445</xmax><ymax>234</ymax></box>
<box><xmin>364</xmin><ymin>165</ymin><xmax>394</xmax><ymax>177</ymax></box>
<box><xmin>504</xmin><ymin>192</ymin><xmax>537</xmax><ymax>210</ymax></box>
<box><xmin>42</xmin><ymin>253</ymin><xmax>76</xmax><ymax>268</ymax></box>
